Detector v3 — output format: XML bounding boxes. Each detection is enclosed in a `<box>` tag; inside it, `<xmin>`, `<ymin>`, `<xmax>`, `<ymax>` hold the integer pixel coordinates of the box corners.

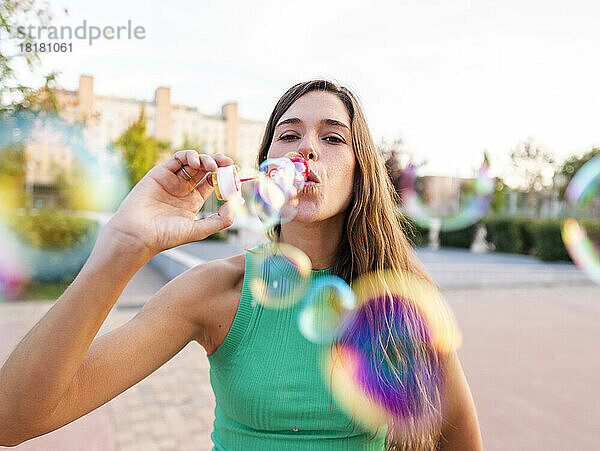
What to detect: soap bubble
<box><xmin>0</xmin><ymin>110</ymin><xmax>129</xmax><ymax>213</ymax></box>
<box><xmin>350</xmin><ymin>270</ymin><xmax>461</xmax><ymax>353</ymax></box>
<box><xmin>297</xmin><ymin>275</ymin><xmax>356</xmax><ymax>344</ymax></box>
<box><xmin>0</xmin><ymin>110</ymin><xmax>129</xmax><ymax>300</ymax></box>
<box><xmin>284</xmin><ymin>151</ymin><xmax>309</xmax><ymax>191</ymax></box>
<box><xmin>247</xmin><ymin>157</ymin><xmax>307</xmax><ymax>228</ymax></box>
<box><xmin>562</xmin><ymin>155</ymin><xmax>600</xmax><ymax>284</ymax></box>
<box><xmin>401</xmin><ymin>162</ymin><xmax>496</xmax><ymax>232</ymax></box>
<box><xmin>244</xmin><ymin>171</ymin><xmax>288</xmax><ymax>229</ymax></box>
<box><xmin>259</xmin><ymin>158</ymin><xmax>296</xmax><ymax>192</ymax></box>
<box><xmin>320</xmin><ymin>269</ymin><xmax>461</xmax><ymax>442</ymax></box>
<box><xmin>247</xmin><ymin>241</ymin><xmax>312</xmax><ymax>309</ymax></box>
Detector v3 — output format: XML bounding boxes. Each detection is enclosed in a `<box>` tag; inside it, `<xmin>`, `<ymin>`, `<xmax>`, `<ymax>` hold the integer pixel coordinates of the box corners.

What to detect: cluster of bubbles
<box><xmin>401</xmin><ymin>162</ymin><xmax>496</xmax><ymax>232</ymax></box>
<box><xmin>561</xmin><ymin>155</ymin><xmax>600</xmax><ymax>284</ymax></box>
<box><xmin>248</xmin><ymin>239</ymin><xmax>462</xmax><ymax>442</ymax></box>
<box><xmin>240</xmin><ymin>145</ymin><xmax>600</xmax><ymax>441</ymax></box>
<box><xmin>0</xmin><ymin>110</ymin><xmax>129</xmax><ymax>301</ymax></box>
<box><xmin>247</xmin><ymin>242</ymin><xmax>358</xmax><ymax>344</ymax></box>
<box><xmin>241</xmin><ymin>152</ymin><xmax>309</xmax><ymax>229</ymax></box>
<box><xmin>242</xmin><ymin>148</ymin><xmax>472</xmax><ymax>441</ymax></box>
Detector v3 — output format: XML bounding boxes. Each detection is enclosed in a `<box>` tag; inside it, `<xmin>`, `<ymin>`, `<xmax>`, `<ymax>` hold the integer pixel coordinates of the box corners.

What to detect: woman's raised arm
<box><xmin>0</xmin><ymin>150</ymin><xmax>237</xmax><ymax>446</ymax></box>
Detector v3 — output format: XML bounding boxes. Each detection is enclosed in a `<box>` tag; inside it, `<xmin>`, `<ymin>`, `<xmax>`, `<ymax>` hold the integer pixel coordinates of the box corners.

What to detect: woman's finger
<box><xmin>178</xmin><ymin>154</ymin><xmax>218</xmax><ymax>186</ymax></box>
<box><xmin>199</xmin><ymin>154</ymin><xmax>218</xmax><ymax>173</ymax></box>
<box><xmin>212</xmin><ymin>153</ymin><xmax>234</xmax><ymax>167</ymax></box>
<box><xmin>174</xmin><ymin>152</ymin><xmax>217</xmax><ymax>186</ymax></box>
<box><xmin>164</xmin><ymin>150</ymin><xmax>232</xmax><ymax>173</ymax></box>
<box><xmin>163</xmin><ymin>149</ymin><xmax>200</xmax><ymax>172</ymax></box>
<box><xmin>193</xmin><ymin>173</ymin><xmax>214</xmax><ymax>201</ymax></box>
<box><xmin>189</xmin><ymin>197</ymin><xmax>239</xmax><ymax>241</ymax></box>
<box><xmin>160</xmin><ymin>150</ymin><xmax>237</xmax><ymax>191</ymax></box>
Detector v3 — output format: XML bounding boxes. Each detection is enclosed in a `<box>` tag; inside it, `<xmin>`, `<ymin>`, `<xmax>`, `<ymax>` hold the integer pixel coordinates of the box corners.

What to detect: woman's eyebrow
<box><xmin>274</xmin><ymin>117</ymin><xmax>350</xmax><ymax>132</ymax></box>
<box><xmin>274</xmin><ymin>117</ymin><xmax>302</xmax><ymax>130</ymax></box>
<box><xmin>320</xmin><ymin>118</ymin><xmax>350</xmax><ymax>131</ymax></box>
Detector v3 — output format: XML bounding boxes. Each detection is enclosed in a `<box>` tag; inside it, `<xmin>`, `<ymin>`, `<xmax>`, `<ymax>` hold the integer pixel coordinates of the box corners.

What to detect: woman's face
<box><xmin>266</xmin><ymin>91</ymin><xmax>355</xmax><ymax>223</ymax></box>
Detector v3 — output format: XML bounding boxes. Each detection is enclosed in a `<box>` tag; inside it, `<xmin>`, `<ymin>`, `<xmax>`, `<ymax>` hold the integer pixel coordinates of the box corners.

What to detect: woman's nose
<box><xmin>298</xmin><ymin>136</ymin><xmax>318</xmax><ymax>161</ymax></box>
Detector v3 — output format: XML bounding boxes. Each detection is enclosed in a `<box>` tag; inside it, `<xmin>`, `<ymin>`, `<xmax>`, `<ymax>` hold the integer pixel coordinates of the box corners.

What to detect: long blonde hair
<box><xmin>257</xmin><ymin>80</ymin><xmax>442</xmax><ymax>450</ymax></box>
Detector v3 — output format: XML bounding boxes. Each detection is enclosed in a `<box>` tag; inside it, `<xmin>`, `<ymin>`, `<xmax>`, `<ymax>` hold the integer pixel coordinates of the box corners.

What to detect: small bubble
<box><xmin>247</xmin><ymin>242</ymin><xmax>312</xmax><ymax>309</ymax></box>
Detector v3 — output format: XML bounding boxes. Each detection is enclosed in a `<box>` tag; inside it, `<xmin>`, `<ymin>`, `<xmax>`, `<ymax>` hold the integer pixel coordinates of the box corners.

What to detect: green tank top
<box><xmin>207</xmin><ymin>247</ymin><xmax>387</xmax><ymax>450</ymax></box>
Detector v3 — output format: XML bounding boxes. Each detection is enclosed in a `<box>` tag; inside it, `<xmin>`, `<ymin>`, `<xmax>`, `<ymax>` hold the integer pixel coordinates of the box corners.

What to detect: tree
<box><xmin>0</xmin><ymin>1</ymin><xmax>66</xmax><ymax>112</ymax></box>
<box><xmin>478</xmin><ymin>152</ymin><xmax>506</xmax><ymax>214</ymax></box>
<box><xmin>490</xmin><ymin>178</ymin><xmax>508</xmax><ymax>213</ymax></box>
<box><xmin>174</xmin><ymin>133</ymin><xmax>207</xmax><ymax>152</ymax></box>
<box><xmin>509</xmin><ymin>138</ymin><xmax>556</xmax><ymax>214</ymax></box>
<box><xmin>112</xmin><ymin>107</ymin><xmax>171</xmax><ymax>188</ymax></box>
<box><xmin>0</xmin><ymin>142</ymin><xmax>26</xmax><ymax>180</ymax></box>
<box><xmin>509</xmin><ymin>139</ymin><xmax>556</xmax><ymax>191</ymax></box>
<box><xmin>378</xmin><ymin>137</ymin><xmax>426</xmax><ymax>201</ymax></box>
<box><xmin>0</xmin><ymin>142</ymin><xmax>28</xmax><ymax>210</ymax></box>
<box><xmin>556</xmin><ymin>147</ymin><xmax>600</xmax><ymax>200</ymax></box>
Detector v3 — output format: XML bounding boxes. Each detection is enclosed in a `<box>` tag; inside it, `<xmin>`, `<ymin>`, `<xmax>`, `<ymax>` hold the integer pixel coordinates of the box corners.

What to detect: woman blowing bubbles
<box><xmin>0</xmin><ymin>80</ymin><xmax>482</xmax><ymax>450</ymax></box>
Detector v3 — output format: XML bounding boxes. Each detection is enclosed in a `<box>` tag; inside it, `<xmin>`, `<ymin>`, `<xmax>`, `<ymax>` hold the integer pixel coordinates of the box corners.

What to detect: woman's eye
<box><xmin>279</xmin><ymin>134</ymin><xmax>298</xmax><ymax>141</ymax></box>
<box><xmin>324</xmin><ymin>136</ymin><xmax>343</xmax><ymax>143</ymax></box>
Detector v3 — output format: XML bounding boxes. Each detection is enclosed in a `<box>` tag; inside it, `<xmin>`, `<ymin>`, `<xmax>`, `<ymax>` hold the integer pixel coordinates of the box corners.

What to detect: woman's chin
<box><xmin>290</xmin><ymin>203</ymin><xmax>322</xmax><ymax>223</ymax></box>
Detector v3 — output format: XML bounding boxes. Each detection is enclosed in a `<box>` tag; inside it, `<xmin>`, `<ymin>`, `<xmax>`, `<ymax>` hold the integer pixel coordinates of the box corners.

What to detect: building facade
<box><xmin>55</xmin><ymin>74</ymin><xmax>266</xmax><ymax>169</ymax></box>
<box><xmin>22</xmin><ymin>75</ymin><xmax>266</xmax><ymax>207</ymax></box>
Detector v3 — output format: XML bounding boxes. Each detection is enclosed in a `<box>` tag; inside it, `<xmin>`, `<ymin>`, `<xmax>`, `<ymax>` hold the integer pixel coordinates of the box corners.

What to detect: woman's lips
<box><xmin>306</xmin><ymin>170</ymin><xmax>320</xmax><ymax>183</ymax></box>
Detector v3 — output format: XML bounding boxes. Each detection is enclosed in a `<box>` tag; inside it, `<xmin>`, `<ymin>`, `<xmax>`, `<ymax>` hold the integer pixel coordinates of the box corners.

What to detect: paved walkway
<box><xmin>2</xmin><ymin>244</ymin><xmax>599</xmax><ymax>450</ymax></box>
<box><xmin>447</xmin><ymin>283</ymin><xmax>600</xmax><ymax>450</ymax></box>
<box><xmin>0</xmin><ymin>304</ymin><xmax>117</xmax><ymax>451</ymax></box>
<box><xmin>0</xmin><ymin>263</ymin><xmax>214</xmax><ymax>451</ymax></box>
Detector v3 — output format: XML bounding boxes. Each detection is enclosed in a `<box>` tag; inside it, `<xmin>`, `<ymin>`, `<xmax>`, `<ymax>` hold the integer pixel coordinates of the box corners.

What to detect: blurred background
<box><xmin>0</xmin><ymin>1</ymin><xmax>599</xmax><ymax>450</ymax></box>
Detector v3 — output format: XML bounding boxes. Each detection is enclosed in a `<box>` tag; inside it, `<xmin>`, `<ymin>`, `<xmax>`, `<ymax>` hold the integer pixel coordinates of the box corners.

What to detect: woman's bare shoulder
<box><xmin>189</xmin><ymin>252</ymin><xmax>246</xmax><ymax>290</ymax></box>
<box><xmin>162</xmin><ymin>252</ymin><xmax>246</xmax><ymax>353</ymax></box>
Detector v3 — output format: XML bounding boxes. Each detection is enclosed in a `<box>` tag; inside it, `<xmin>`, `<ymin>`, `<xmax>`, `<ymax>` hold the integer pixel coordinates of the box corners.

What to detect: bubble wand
<box><xmin>212</xmin><ymin>153</ymin><xmax>309</xmax><ymax>201</ymax></box>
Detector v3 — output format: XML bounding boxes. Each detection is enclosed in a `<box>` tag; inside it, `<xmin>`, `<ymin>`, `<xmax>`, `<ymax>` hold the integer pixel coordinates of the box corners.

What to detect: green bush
<box><xmin>481</xmin><ymin>216</ymin><xmax>524</xmax><ymax>253</ymax></box>
<box><xmin>20</xmin><ymin>279</ymin><xmax>75</xmax><ymax>301</ymax></box>
<box><xmin>581</xmin><ymin>218</ymin><xmax>600</xmax><ymax>244</ymax></box>
<box><xmin>529</xmin><ymin>219</ymin><xmax>571</xmax><ymax>262</ymax></box>
<box><xmin>530</xmin><ymin>218</ymin><xmax>600</xmax><ymax>262</ymax></box>
<box><xmin>481</xmin><ymin>216</ymin><xmax>600</xmax><ymax>262</ymax></box>
<box><xmin>402</xmin><ymin>212</ymin><xmax>600</xmax><ymax>261</ymax></box>
<box><xmin>439</xmin><ymin>223</ymin><xmax>479</xmax><ymax>249</ymax></box>
<box><xmin>401</xmin><ymin>215</ymin><xmax>479</xmax><ymax>248</ymax></box>
<box><xmin>6</xmin><ymin>208</ymin><xmax>99</xmax><ymax>284</ymax></box>
<box><xmin>519</xmin><ymin>218</ymin><xmax>536</xmax><ymax>255</ymax></box>
<box><xmin>8</xmin><ymin>208</ymin><xmax>97</xmax><ymax>250</ymax></box>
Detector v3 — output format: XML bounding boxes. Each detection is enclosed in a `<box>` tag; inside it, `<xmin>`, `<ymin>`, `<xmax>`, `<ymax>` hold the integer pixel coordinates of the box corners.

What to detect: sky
<box><xmin>7</xmin><ymin>0</ymin><xmax>600</xmax><ymax>182</ymax></box>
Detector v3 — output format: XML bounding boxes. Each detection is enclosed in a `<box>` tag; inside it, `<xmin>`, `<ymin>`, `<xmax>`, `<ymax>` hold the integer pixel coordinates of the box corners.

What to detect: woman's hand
<box><xmin>102</xmin><ymin>149</ymin><xmax>238</xmax><ymax>259</ymax></box>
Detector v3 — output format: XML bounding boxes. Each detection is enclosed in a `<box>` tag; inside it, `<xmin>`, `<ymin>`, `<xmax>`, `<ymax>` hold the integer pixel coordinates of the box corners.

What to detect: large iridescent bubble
<box><xmin>246</xmin><ymin>155</ymin><xmax>308</xmax><ymax>228</ymax></box>
<box><xmin>246</xmin><ymin>241</ymin><xmax>312</xmax><ymax>309</ymax></box>
<box><xmin>243</xmin><ymin>170</ymin><xmax>287</xmax><ymax>228</ymax></box>
<box><xmin>0</xmin><ymin>110</ymin><xmax>129</xmax><ymax>301</ymax></box>
<box><xmin>320</xmin><ymin>269</ymin><xmax>461</xmax><ymax>443</ymax></box>
<box><xmin>297</xmin><ymin>275</ymin><xmax>356</xmax><ymax>344</ymax></box>
<box><xmin>562</xmin><ymin>155</ymin><xmax>600</xmax><ymax>284</ymax></box>
<box><xmin>402</xmin><ymin>162</ymin><xmax>496</xmax><ymax>232</ymax></box>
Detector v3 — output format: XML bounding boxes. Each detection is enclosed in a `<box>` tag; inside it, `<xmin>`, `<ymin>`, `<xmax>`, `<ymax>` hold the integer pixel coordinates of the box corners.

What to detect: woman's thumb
<box><xmin>190</xmin><ymin>197</ymin><xmax>240</xmax><ymax>241</ymax></box>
